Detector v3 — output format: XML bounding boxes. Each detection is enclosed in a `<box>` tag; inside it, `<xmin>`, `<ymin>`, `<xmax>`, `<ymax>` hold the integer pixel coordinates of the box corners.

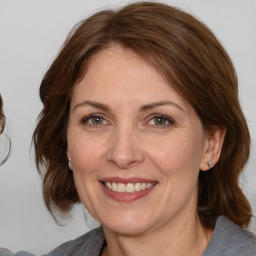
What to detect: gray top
<box><xmin>1</xmin><ymin>216</ymin><xmax>256</xmax><ymax>256</ymax></box>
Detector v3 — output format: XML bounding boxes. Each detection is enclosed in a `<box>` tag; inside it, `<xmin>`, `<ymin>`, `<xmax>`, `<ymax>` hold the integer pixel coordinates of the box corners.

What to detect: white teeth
<box><xmin>106</xmin><ymin>182</ymin><xmax>112</xmax><ymax>190</ymax></box>
<box><xmin>117</xmin><ymin>183</ymin><xmax>126</xmax><ymax>193</ymax></box>
<box><xmin>112</xmin><ymin>182</ymin><xmax>118</xmax><ymax>192</ymax></box>
<box><xmin>104</xmin><ymin>181</ymin><xmax>155</xmax><ymax>193</ymax></box>
<box><xmin>135</xmin><ymin>183</ymin><xmax>141</xmax><ymax>191</ymax></box>
<box><xmin>126</xmin><ymin>183</ymin><xmax>135</xmax><ymax>193</ymax></box>
<box><xmin>146</xmin><ymin>182</ymin><xmax>153</xmax><ymax>189</ymax></box>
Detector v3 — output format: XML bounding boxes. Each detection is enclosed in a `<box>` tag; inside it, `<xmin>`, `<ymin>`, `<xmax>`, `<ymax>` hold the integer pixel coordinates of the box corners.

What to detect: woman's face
<box><xmin>67</xmin><ymin>46</ymin><xmax>212</xmax><ymax>235</ymax></box>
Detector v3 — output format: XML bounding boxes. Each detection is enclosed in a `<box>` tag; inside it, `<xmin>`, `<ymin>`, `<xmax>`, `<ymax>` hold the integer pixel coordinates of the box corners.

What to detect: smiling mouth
<box><xmin>102</xmin><ymin>182</ymin><xmax>156</xmax><ymax>193</ymax></box>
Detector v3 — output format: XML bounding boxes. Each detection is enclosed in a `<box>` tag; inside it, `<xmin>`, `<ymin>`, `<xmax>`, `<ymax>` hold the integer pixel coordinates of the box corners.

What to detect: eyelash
<box><xmin>147</xmin><ymin>114</ymin><xmax>175</xmax><ymax>128</ymax></box>
<box><xmin>80</xmin><ymin>113</ymin><xmax>175</xmax><ymax>128</ymax></box>
<box><xmin>80</xmin><ymin>114</ymin><xmax>108</xmax><ymax>127</ymax></box>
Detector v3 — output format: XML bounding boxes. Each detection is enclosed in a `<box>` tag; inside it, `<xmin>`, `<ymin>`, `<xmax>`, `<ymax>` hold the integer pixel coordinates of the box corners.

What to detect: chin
<box><xmin>101</xmin><ymin>212</ymin><xmax>154</xmax><ymax>236</ymax></box>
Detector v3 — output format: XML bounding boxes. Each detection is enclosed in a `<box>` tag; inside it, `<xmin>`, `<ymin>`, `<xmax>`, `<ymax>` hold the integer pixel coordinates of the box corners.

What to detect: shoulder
<box><xmin>43</xmin><ymin>227</ymin><xmax>105</xmax><ymax>256</ymax></box>
<box><xmin>0</xmin><ymin>248</ymin><xmax>35</xmax><ymax>256</ymax></box>
<box><xmin>0</xmin><ymin>227</ymin><xmax>105</xmax><ymax>256</ymax></box>
<box><xmin>203</xmin><ymin>216</ymin><xmax>256</xmax><ymax>256</ymax></box>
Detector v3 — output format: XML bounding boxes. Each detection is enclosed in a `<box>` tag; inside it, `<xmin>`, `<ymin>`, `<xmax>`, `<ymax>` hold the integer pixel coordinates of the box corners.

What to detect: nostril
<box><xmin>107</xmin><ymin>153</ymin><xmax>144</xmax><ymax>169</ymax></box>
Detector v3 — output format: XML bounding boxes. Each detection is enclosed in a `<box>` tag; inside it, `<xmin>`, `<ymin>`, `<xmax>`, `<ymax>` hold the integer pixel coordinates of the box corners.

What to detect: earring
<box><xmin>208</xmin><ymin>161</ymin><xmax>212</xmax><ymax>169</ymax></box>
<box><xmin>68</xmin><ymin>158</ymin><xmax>71</xmax><ymax>169</ymax></box>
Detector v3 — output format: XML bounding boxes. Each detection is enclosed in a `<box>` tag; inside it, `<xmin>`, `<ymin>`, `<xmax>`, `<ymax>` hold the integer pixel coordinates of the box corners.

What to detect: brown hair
<box><xmin>33</xmin><ymin>2</ymin><xmax>252</xmax><ymax>228</ymax></box>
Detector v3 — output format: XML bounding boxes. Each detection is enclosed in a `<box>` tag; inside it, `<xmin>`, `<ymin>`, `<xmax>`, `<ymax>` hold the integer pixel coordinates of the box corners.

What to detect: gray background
<box><xmin>0</xmin><ymin>0</ymin><xmax>255</xmax><ymax>254</ymax></box>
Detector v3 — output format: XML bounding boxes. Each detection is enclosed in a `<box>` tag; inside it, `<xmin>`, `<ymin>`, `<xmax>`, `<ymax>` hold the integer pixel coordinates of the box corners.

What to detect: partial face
<box><xmin>67</xmin><ymin>46</ymin><xmax>210</xmax><ymax>235</ymax></box>
<box><xmin>0</xmin><ymin>95</ymin><xmax>4</xmax><ymax>134</ymax></box>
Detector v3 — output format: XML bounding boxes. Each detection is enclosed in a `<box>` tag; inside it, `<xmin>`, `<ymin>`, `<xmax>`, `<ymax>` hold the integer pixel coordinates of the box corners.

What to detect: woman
<box><xmin>0</xmin><ymin>97</ymin><xmax>30</xmax><ymax>254</ymax></box>
<box><xmin>1</xmin><ymin>2</ymin><xmax>255</xmax><ymax>256</ymax></box>
<box><xmin>0</xmin><ymin>94</ymin><xmax>10</xmax><ymax>166</ymax></box>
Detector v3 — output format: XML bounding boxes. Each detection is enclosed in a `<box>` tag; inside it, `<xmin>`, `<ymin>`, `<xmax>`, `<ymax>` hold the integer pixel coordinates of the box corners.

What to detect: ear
<box><xmin>200</xmin><ymin>128</ymin><xmax>226</xmax><ymax>171</ymax></box>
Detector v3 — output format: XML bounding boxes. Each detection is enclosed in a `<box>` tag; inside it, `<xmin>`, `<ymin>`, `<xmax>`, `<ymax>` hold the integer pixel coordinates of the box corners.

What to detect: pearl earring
<box><xmin>208</xmin><ymin>161</ymin><xmax>212</xmax><ymax>169</ymax></box>
<box><xmin>68</xmin><ymin>158</ymin><xmax>71</xmax><ymax>169</ymax></box>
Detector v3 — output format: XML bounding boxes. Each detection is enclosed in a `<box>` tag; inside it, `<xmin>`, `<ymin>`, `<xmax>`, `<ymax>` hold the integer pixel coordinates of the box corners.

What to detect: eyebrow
<box><xmin>139</xmin><ymin>101</ymin><xmax>185</xmax><ymax>113</ymax></box>
<box><xmin>73</xmin><ymin>101</ymin><xmax>110</xmax><ymax>112</ymax></box>
<box><xmin>73</xmin><ymin>100</ymin><xmax>185</xmax><ymax>113</ymax></box>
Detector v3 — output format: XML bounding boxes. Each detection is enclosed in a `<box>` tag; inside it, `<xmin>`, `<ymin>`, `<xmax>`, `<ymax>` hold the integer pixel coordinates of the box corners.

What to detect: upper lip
<box><xmin>100</xmin><ymin>177</ymin><xmax>158</xmax><ymax>184</ymax></box>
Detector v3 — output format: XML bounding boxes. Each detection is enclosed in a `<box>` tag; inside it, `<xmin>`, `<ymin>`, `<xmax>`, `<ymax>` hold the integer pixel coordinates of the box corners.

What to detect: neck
<box><xmin>102</xmin><ymin>213</ymin><xmax>213</xmax><ymax>256</ymax></box>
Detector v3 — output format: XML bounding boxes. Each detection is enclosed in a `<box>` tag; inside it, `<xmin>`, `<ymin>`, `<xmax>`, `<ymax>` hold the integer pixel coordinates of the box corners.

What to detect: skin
<box><xmin>67</xmin><ymin>45</ymin><xmax>225</xmax><ymax>256</ymax></box>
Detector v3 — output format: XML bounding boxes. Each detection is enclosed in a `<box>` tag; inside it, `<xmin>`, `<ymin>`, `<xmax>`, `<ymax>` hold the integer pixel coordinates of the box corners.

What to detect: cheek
<box><xmin>145</xmin><ymin>132</ymin><xmax>204</xmax><ymax>178</ymax></box>
<box><xmin>68</xmin><ymin>132</ymin><xmax>105</xmax><ymax>176</ymax></box>
<box><xmin>68</xmin><ymin>133</ymin><xmax>105</xmax><ymax>218</ymax></box>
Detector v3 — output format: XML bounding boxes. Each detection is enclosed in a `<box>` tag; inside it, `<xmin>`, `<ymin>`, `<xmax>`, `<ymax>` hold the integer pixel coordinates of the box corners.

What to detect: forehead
<box><xmin>85</xmin><ymin>45</ymin><xmax>160</xmax><ymax>80</ymax></box>
<box><xmin>71</xmin><ymin>45</ymin><xmax>190</xmax><ymax>111</ymax></box>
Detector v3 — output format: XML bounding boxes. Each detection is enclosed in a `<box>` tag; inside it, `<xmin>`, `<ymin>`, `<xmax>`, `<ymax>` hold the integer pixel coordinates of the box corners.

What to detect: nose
<box><xmin>106</xmin><ymin>126</ymin><xmax>145</xmax><ymax>169</ymax></box>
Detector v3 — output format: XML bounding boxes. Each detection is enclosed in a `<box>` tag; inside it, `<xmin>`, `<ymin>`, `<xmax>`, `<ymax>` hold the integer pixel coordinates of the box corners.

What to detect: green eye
<box><xmin>91</xmin><ymin>116</ymin><xmax>104</xmax><ymax>124</ymax></box>
<box><xmin>148</xmin><ymin>114</ymin><xmax>175</xmax><ymax>127</ymax></box>
<box><xmin>81</xmin><ymin>114</ymin><xmax>107</xmax><ymax>126</ymax></box>
<box><xmin>153</xmin><ymin>117</ymin><xmax>168</xmax><ymax>125</ymax></box>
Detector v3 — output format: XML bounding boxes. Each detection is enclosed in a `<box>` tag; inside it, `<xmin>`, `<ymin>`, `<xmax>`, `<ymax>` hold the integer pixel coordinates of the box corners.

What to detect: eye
<box><xmin>81</xmin><ymin>114</ymin><xmax>108</xmax><ymax>126</ymax></box>
<box><xmin>147</xmin><ymin>114</ymin><xmax>175</xmax><ymax>127</ymax></box>
<box><xmin>90</xmin><ymin>116</ymin><xmax>104</xmax><ymax>125</ymax></box>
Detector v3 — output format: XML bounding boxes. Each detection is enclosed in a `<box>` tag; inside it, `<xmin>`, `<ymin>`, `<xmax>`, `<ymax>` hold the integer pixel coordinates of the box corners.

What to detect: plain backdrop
<box><xmin>0</xmin><ymin>0</ymin><xmax>256</xmax><ymax>254</ymax></box>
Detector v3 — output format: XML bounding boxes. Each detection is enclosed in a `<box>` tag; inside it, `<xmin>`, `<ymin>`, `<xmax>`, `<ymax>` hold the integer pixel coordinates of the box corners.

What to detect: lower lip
<box><xmin>100</xmin><ymin>183</ymin><xmax>156</xmax><ymax>202</ymax></box>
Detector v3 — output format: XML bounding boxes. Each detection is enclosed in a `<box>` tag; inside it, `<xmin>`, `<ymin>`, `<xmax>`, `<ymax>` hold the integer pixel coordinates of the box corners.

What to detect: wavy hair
<box><xmin>33</xmin><ymin>2</ymin><xmax>251</xmax><ymax>228</ymax></box>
